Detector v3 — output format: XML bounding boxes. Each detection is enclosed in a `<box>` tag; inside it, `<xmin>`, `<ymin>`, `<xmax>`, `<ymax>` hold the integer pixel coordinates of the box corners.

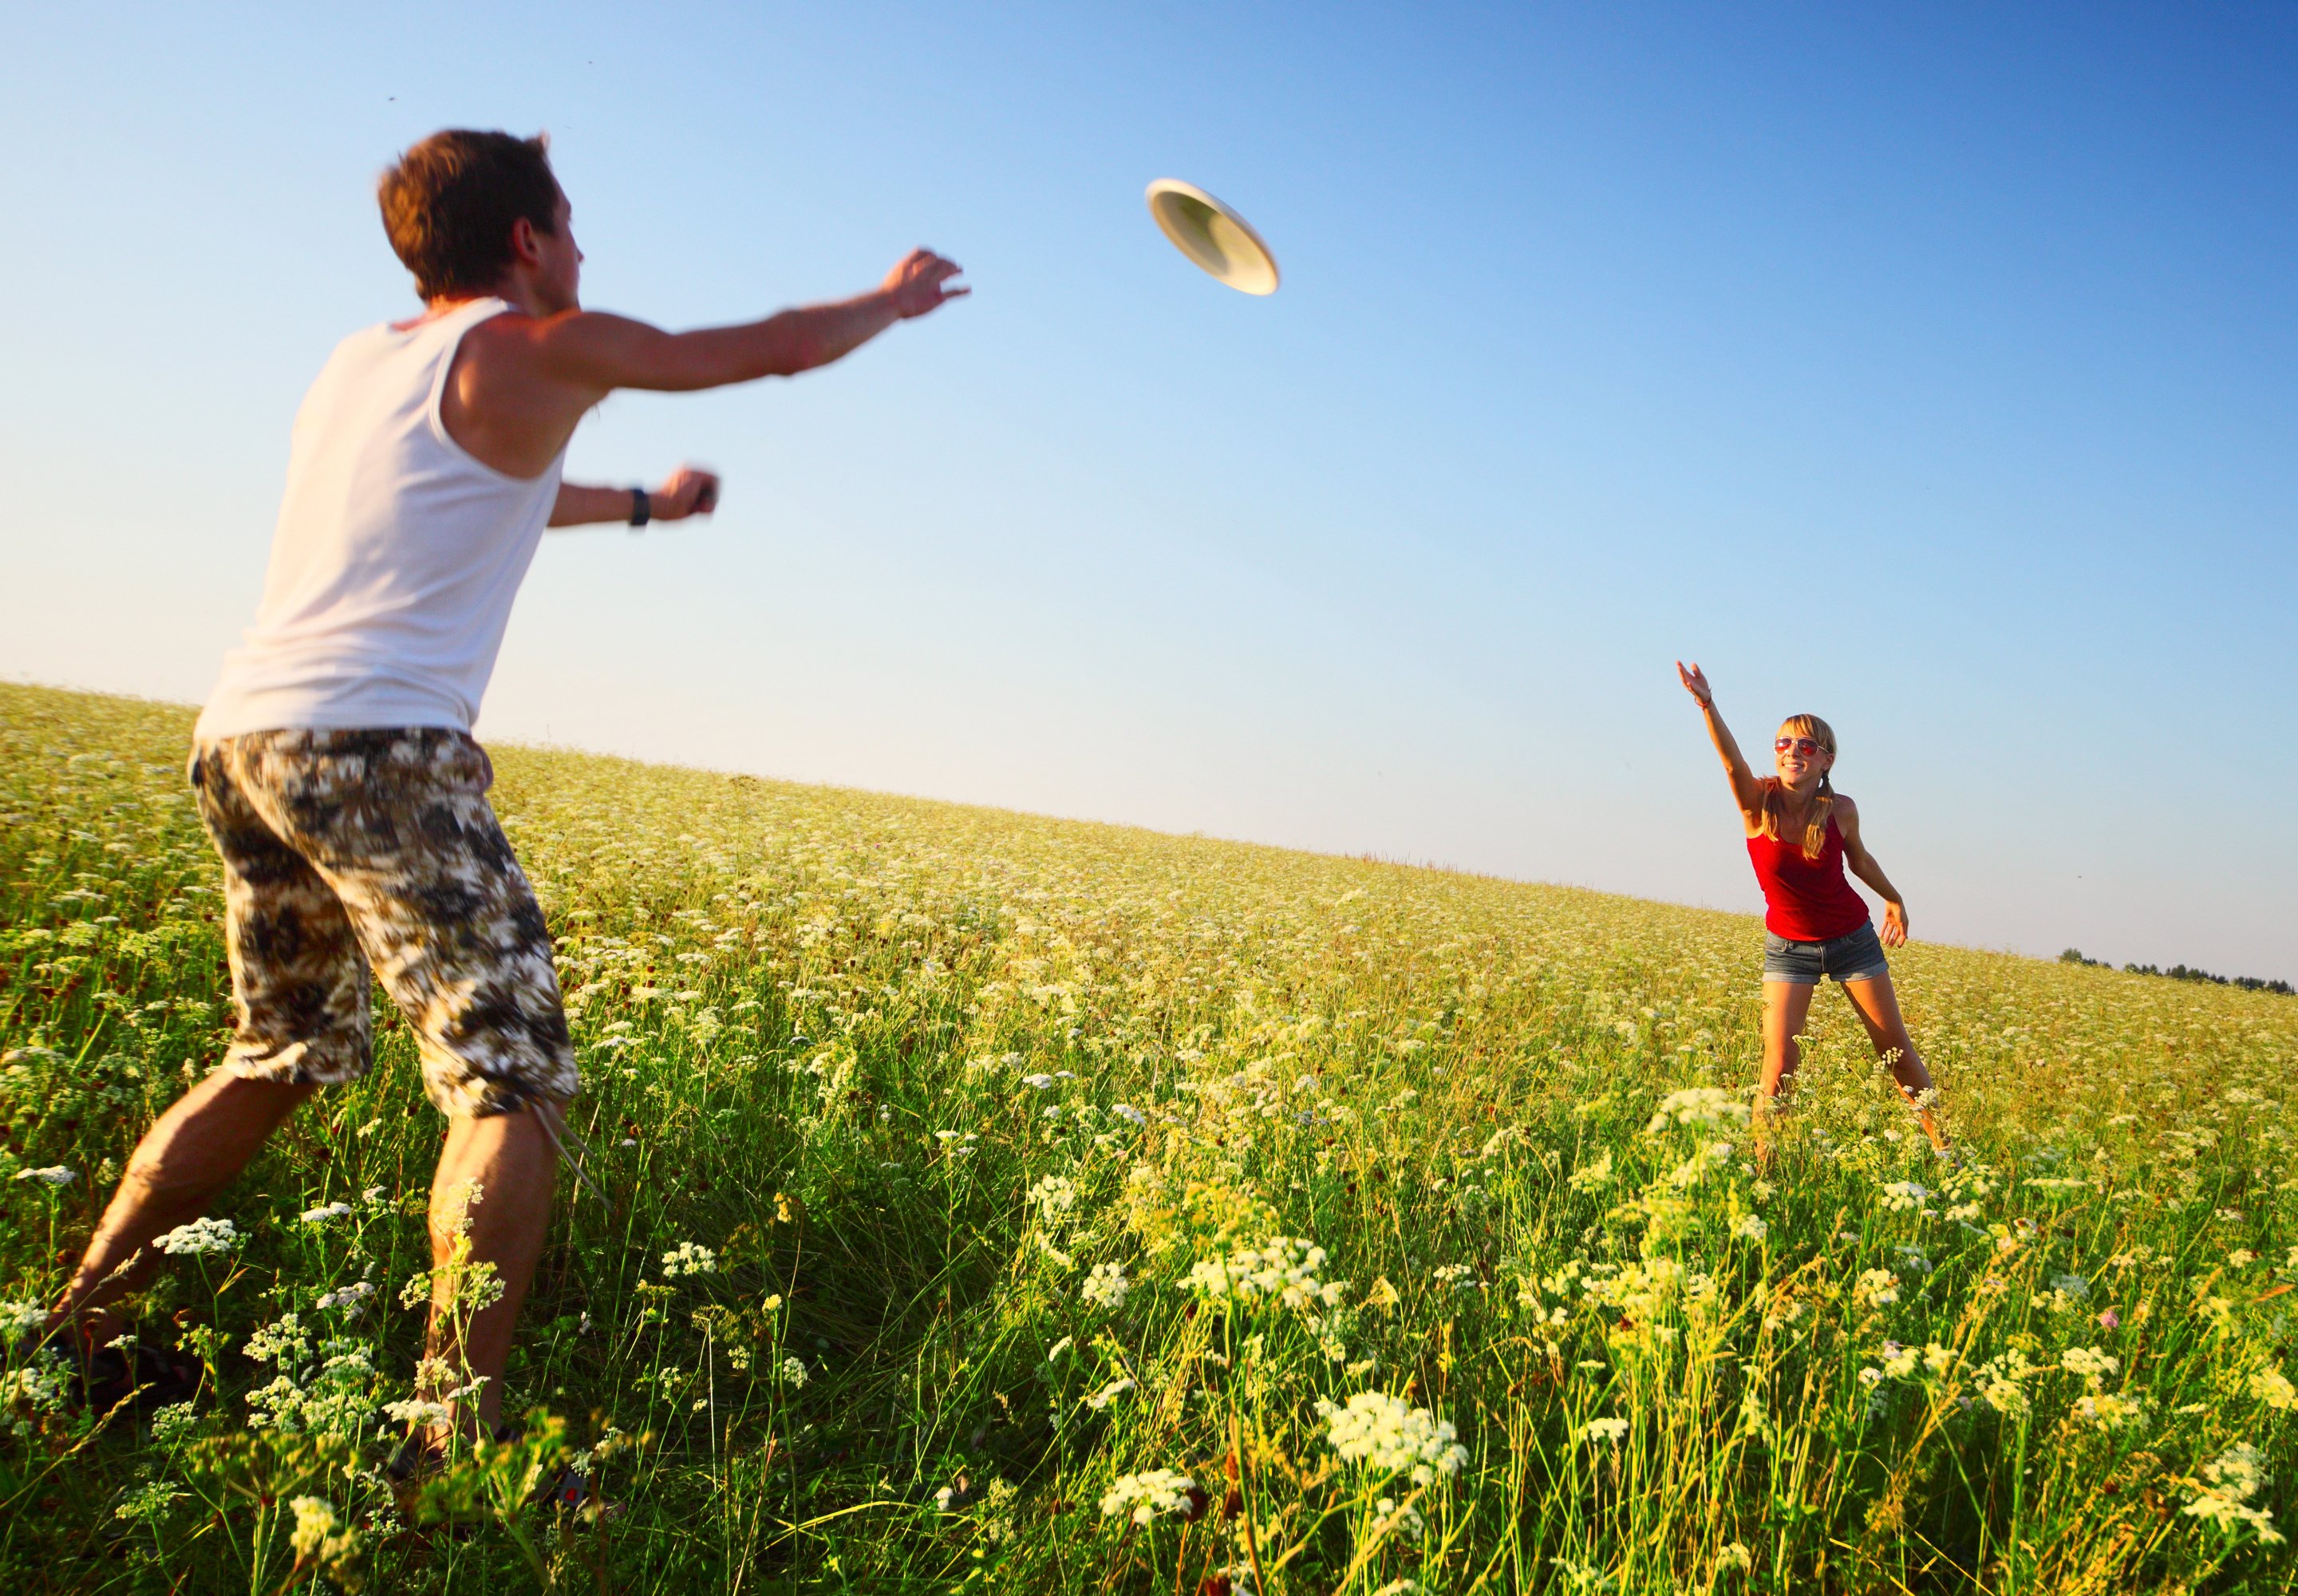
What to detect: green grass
<box><xmin>1</xmin><ymin>681</ymin><xmax>2292</xmax><ymax>1594</ymax></box>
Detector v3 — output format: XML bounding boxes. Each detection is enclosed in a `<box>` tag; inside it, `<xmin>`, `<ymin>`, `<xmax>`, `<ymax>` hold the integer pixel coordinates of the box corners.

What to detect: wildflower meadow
<box><xmin>2</xmin><ymin>682</ymin><xmax>2292</xmax><ymax>1594</ymax></box>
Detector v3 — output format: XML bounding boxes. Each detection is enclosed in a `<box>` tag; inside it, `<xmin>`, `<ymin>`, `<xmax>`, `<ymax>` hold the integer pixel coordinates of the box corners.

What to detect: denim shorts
<box><xmin>1763</xmin><ymin>922</ymin><xmax>1889</xmax><ymax>985</ymax></box>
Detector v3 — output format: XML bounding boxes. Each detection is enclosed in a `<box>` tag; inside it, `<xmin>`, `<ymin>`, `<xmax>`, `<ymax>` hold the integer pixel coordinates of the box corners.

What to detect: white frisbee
<box><xmin>1145</xmin><ymin>179</ymin><xmax>1280</xmax><ymax>295</ymax></box>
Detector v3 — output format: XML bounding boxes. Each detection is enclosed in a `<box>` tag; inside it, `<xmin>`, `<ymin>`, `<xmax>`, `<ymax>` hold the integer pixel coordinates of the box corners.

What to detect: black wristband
<box><xmin>628</xmin><ymin>488</ymin><xmax>651</xmax><ymax>529</ymax></box>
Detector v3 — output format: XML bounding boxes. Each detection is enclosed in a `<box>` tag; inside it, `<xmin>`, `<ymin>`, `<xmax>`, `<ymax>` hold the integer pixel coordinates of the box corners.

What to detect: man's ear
<box><xmin>508</xmin><ymin>215</ymin><xmax>544</xmax><ymax>267</ymax></box>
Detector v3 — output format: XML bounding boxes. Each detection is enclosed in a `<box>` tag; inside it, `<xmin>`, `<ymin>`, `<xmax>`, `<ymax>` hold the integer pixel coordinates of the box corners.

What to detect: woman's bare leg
<box><xmin>1841</xmin><ymin>971</ymin><xmax>1949</xmax><ymax>1152</ymax></box>
<box><xmin>1756</xmin><ymin>980</ymin><xmax>1814</xmax><ymax>1163</ymax></box>
<box><xmin>1759</xmin><ymin>979</ymin><xmax>1814</xmax><ymax>1102</ymax></box>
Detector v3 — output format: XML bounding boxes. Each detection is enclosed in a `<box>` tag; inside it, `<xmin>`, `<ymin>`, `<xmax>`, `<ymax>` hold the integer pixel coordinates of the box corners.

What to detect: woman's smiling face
<box><xmin>1774</xmin><ymin>725</ymin><xmax>1833</xmax><ymax>791</ymax></box>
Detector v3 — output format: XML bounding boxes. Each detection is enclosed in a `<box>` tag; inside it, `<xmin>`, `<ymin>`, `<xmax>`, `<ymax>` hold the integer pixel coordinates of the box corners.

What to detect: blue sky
<box><xmin>4</xmin><ymin>2</ymin><xmax>2293</xmax><ymax>978</ymax></box>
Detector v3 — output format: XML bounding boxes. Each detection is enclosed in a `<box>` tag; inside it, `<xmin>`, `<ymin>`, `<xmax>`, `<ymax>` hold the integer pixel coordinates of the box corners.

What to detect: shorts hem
<box><xmin>216</xmin><ymin>1047</ymin><xmax>369</xmax><ymax>1088</ymax></box>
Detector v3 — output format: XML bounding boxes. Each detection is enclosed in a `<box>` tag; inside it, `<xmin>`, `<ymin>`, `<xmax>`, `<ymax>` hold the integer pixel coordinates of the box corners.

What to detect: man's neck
<box><xmin>425</xmin><ymin>277</ymin><xmax>549</xmax><ymax>319</ymax></box>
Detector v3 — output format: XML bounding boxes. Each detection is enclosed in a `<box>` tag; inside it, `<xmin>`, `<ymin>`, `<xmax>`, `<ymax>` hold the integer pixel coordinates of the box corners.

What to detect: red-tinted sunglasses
<box><xmin>1774</xmin><ymin>737</ymin><xmax>1822</xmax><ymax>757</ymax></box>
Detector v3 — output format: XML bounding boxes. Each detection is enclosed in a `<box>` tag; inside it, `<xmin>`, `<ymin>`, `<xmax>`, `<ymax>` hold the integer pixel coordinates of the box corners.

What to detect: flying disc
<box><xmin>1145</xmin><ymin>179</ymin><xmax>1280</xmax><ymax>295</ymax></box>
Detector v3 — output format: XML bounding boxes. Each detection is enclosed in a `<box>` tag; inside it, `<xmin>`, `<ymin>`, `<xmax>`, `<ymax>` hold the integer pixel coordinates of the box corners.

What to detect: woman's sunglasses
<box><xmin>1774</xmin><ymin>737</ymin><xmax>1822</xmax><ymax>757</ymax></box>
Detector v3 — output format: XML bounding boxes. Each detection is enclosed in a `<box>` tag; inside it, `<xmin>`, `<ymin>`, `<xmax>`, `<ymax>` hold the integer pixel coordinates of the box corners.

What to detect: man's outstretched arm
<box><xmin>549</xmin><ymin>467</ymin><xmax>721</xmax><ymax>528</ymax></box>
<box><xmin>538</xmin><ymin>248</ymin><xmax>965</xmax><ymax>397</ymax></box>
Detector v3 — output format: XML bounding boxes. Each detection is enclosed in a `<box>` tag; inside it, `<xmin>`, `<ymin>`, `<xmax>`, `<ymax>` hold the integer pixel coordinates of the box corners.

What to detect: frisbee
<box><xmin>1145</xmin><ymin>179</ymin><xmax>1280</xmax><ymax>295</ymax></box>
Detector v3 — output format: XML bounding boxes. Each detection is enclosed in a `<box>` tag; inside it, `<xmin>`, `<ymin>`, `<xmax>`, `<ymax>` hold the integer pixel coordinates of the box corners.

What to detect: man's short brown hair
<box><xmin>378</xmin><ymin>130</ymin><xmax>562</xmax><ymax>301</ymax></box>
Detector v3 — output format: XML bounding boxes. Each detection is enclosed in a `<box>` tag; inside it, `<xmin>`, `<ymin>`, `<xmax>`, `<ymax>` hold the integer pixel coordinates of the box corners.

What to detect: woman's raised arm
<box><xmin>1677</xmin><ymin>661</ymin><xmax>1766</xmax><ymax>818</ymax></box>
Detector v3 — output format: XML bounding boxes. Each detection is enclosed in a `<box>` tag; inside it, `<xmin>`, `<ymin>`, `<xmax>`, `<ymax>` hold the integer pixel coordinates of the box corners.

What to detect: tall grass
<box><xmin>1</xmin><ymin>682</ymin><xmax>2290</xmax><ymax>1593</ymax></box>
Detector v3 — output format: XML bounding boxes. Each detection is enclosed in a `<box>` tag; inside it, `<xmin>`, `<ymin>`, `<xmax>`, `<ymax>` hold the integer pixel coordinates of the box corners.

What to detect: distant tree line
<box><xmin>2060</xmin><ymin>948</ymin><xmax>2294</xmax><ymax>997</ymax></box>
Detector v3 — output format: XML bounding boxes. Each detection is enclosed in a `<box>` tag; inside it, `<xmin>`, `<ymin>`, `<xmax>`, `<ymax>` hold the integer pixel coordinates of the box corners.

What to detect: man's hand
<box><xmin>546</xmin><ymin>468</ymin><xmax>721</xmax><ymax>529</ymax></box>
<box><xmin>651</xmin><ymin>465</ymin><xmax>721</xmax><ymax>521</ymax></box>
<box><xmin>881</xmin><ymin>249</ymin><xmax>968</xmax><ymax>319</ymax></box>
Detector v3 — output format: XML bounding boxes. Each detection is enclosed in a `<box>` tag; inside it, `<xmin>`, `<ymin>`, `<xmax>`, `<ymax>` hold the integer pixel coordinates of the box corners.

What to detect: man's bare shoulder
<box><xmin>458</xmin><ymin>309</ymin><xmax>661</xmax><ymax>386</ymax></box>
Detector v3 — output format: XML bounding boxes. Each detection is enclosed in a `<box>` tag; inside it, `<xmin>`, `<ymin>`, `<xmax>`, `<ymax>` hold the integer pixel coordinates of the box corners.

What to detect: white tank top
<box><xmin>195</xmin><ymin>298</ymin><xmax>566</xmax><ymax>740</ymax></box>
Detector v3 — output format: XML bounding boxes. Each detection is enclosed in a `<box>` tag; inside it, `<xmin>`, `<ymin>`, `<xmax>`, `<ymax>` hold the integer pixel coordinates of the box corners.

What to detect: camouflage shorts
<box><xmin>189</xmin><ymin>729</ymin><xmax>576</xmax><ymax>1117</ymax></box>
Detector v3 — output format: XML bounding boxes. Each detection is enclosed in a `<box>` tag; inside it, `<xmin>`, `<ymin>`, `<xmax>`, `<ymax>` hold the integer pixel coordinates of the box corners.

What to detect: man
<box><xmin>44</xmin><ymin>129</ymin><xmax>965</xmax><ymax>1447</ymax></box>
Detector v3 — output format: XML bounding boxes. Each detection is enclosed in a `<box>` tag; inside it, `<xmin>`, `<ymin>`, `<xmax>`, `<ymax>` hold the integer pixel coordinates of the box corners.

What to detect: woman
<box><xmin>1676</xmin><ymin>662</ymin><xmax>1946</xmax><ymax>1154</ymax></box>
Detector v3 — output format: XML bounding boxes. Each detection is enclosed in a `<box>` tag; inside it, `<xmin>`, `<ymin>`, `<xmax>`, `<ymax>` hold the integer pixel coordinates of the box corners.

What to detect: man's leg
<box><xmin>46</xmin><ymin>1073</ymin><xmax>314</xmax><ymax>1344</ymax></box>
<box><xmin>279</xmin><ymin>732</ymin><xmax>579</xmax><ymax>1449</ymax></box>
<box><xmin>46</xmin><ymin>738</ymin><xmax>373</xmax><ymax>1349</ymax></box>
<box><xmin>417</xmin><ymin>1106</ymin><xmax>559</xmax><ymax>1436</ymax></box>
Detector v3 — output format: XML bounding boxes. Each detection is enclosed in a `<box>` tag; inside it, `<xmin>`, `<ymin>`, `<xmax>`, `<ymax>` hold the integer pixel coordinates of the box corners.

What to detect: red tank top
<box><xmin>1747</xmin><ymin>816</ymin><xmax>1870</xmax><ymax>941</ymax></box>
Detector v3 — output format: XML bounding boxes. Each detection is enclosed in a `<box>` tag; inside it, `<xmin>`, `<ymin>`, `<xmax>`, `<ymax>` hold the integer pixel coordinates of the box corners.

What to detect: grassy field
<box><xmin>1</xmin><ymin>681</ymin><xmax>2292</xmax><ymax>1594</ymax></box>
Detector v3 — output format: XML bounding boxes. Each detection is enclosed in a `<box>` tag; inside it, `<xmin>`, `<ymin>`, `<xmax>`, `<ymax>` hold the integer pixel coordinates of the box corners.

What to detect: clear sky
<box><xmin>5</xmin><ymin>2</ymin><xmax>2293</xmax><ymax>980</ymax></box>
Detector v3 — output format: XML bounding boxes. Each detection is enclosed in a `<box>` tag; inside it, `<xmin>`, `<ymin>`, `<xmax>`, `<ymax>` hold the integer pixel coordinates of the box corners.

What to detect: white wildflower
<box><xmin>1645</xmin><ymin>1087</ymin><xmax>1749</xmax><ymax>1134</ymax></box>
<box><xmin>2059</xmin><ymin>1347</ymin><xmax>2120</xmax><ymax>1390</ymax></box>
<box><xmin>149</xmin><ymin>1402</ymin><xmax>199</xmax><ymax>1443</ymax></box>
<box><xmin>2073</xmin><ymin>1393</ymin><xmax>2147</xmax><ymax>1431</ymax></box>
<box><xmin>1854</xmin><ymin>1268</ymin><xmax>1901</xmax><ymax>1308</ymax></box>
<box><xmin>661</xmin><ymin>1242</ymin><xmax>718</xmax><ymax>1278</ymax></box>
<box><xmin>287</xmin><ymin>1496</ymin><xmax>337</xmax><ymax>1558</ymax></box>
<box><xmin>1084</xmin><ymin>1377</ymin><xmax>1135</xmax><ymax>1411</ymax></box>
<box><xmin>2250</xmin><ymin>1368</ymin><xmax>2296</xmax><ymax>1412</ymax></box>
<box><xmin>1082</xmin><ymin>1262</ymin><xmax>1131</xmax><ymax>1310</ymax></box>
<box><xmin>1100</xmin><ymin>1468</ymin><xmax>1198</xmax><ymax>1526</ymax></box>
<box><xmin>2183</xmin><ymin>1444</ymin><xmax>2283</xmax><ymax>1544</ymax></box>
<box><xmin>315</xmin><ymin>1281</ymin><xmax>375</xmax><ymax>1313</ymax></box>
<box><xmin>1566</xmin><ymin>1151</ymin><xmax>1615</xmax><ymax>1191</ymax></box>
<box><xmin>12</xmin><ymin>1167</ymin><xmax>76</xmax><ymax>1187</ymax></box>
<box><xmin>1319</xmin><ymin>1390</ymin><xmax>1468</xmax><ymax>1484</ymax></box>
<box><xmin>1186</xmin><ymin>1237</ymin><xmax>1331</xmax><ymax>1311</ymax></box>
<box><xmin>381</xmin><ymin>1399</ymin><xmax>449</xmax><ymax>1428</ymax></box>
<box><xmin>154</xmin><ymin>1217</ymin><xmax>240</xmax><ymax>1256</ymax></box>
<box><xmin>1879</xmin><ymin>1181</ymin><xmax>1929</xmax><ymax>1212</ymax></box>
<box><xmin>1028</xmin><ymin>1175</ymin><xmax>1079</xmax><ymax>1221</ymax></box>
<box><xmin>298</xmin><ymin>1203</ymin><xmax>353</xmax><ymax>1224</ymax></box>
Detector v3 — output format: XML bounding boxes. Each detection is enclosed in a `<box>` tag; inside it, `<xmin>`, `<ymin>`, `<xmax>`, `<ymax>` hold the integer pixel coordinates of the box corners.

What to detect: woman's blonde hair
<box><xmin>1759</xmin><ymin>713</ymin><xmax>1838</xmax><ymax>860</ymax></box>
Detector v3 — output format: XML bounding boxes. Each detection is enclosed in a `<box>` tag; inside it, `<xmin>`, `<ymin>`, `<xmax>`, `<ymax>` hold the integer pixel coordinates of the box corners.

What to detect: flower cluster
<box><xmin>1854</xmin><ymin>1268</ymin><xmax>1901</xmax><ymax>1309</ymax></box>
<box><xmin>153</xmin><ymin>1217</ymin><xmax>240</xmax><ymax>1256</ymax></box>
<box><xmin>1317</xmin><ymin>1390</ymin><xmax>1469</xmax><ymax>1484</ymax></box>
<box><xmin>661</xmin><ymin>1242</ymin><xmax>718</xmax><ymax>1278</ymax></box>
<box><xmin>2058</xmin><ymin>1346</ymin><xmax>2119</xmax><ymax>1391</ymax></box>
<box><xmin>1879</xmin><ymin>1181</ymin><xmax>1929</xmax><ymax>1212</ymax></box>
<box><xmin>1185</xmin><ymin>1238</ymin><xmax>1343</xmax><ymax>1311</ymax></box>
<box><xmin>2183</xmin><ymin>1444</ymin><xmax>2283</xmax><ymax>1545</ymax></box>
<box><xmin>1027</xmin><ymin>1175</ymin><xmax>1079</xmax><ymax>1222</ymax></box>
<box><xmin>1081</xmin><ymin>1262</ymin><xmax>1130</xmax><ymax>1310</ymax></box>
<box><xmin>1644</xmin><ymin>1087</ymin><xmax>1748</xmax><ymax>1134</ymax></box>
<box><xmin>1084</xmin><ymin>1377</ymin><xmax>1135</xmax><ymax>1411</ymax></box>
<box><xmin>1099</xmin><ymin>1468</ymin><xmax>1198</xmax><ymax>1526</ymax></box>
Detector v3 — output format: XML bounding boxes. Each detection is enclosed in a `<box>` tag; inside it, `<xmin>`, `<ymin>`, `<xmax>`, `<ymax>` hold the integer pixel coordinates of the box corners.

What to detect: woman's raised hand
<box><xmin>1880</xmin><ymin>900</ymin><xmax>1909</xmax><ymax>948</ymax></box>
<box><xmin>1676</xmin><ymin>661</ymin><xmax>1713</xmax><ymax>709</ymax></box>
